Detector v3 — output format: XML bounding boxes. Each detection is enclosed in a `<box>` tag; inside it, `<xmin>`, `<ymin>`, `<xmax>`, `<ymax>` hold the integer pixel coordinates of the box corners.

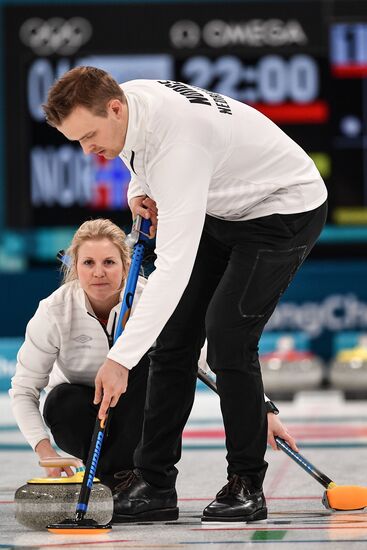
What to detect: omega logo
<box><xmin>170</xmin><ymin>19</ymin><xmax>307</xmax><ymax>49</ymax></box>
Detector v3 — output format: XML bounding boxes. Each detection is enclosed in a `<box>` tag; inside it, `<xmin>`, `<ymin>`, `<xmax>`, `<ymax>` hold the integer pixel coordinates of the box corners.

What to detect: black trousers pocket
<box><xmin>239</xmin><ymin>245</ymin><xmax>307</xmax><ymax>318</ymax></box>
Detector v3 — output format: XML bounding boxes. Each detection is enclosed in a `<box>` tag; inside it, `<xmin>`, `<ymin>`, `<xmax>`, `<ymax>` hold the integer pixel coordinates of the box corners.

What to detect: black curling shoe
<box><xmin>112</xmin><ymin>469</ymin><xmax>179</xmax><ymax>523</ymax></box>
<box><xmin>201</xmin><ymin>474</ymin><xmax>267</xmax><ymax>523</ymax></box>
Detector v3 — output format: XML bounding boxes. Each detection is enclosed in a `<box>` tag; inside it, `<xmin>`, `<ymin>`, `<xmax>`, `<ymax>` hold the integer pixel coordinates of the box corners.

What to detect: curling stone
<box><xmin>261</xmin><ymin>335</ymin><xmax>323</xmax><ymax>395</ymax></box>
<box><xmin>261</xmin><ymin>349</ymin><xmax>323</xmax><ymax>391</ymax></box>
<box><xmin>330</xmin><ymin>347</ymin><xmax>367</xmax><ymax>393</ymax></box>
<box><xmin>14</xmin><ymin>457</ymin><xmax>113</xmax><ymax>530</ymax></box>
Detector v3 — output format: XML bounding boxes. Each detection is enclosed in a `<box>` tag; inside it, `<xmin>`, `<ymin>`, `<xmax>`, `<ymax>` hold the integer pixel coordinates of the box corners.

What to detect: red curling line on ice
<box><xmin>182</xmin><ymin>425</ymin><xmax>367</xmax><ymax>439</ymax></box>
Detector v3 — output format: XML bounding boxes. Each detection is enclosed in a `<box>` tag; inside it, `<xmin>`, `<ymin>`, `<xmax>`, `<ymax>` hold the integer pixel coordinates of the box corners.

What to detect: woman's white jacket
<box><xmin>9</xmin><ymin>278</ymin><xmax>146</xmax><ymax>450</ymax></box>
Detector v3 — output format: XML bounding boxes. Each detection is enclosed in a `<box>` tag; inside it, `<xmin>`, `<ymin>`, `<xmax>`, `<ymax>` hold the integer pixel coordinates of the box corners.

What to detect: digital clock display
<box><xmin>3</xmin><ymin>0</ymin><xmax>367</xmax><ymax>229</ymax></box>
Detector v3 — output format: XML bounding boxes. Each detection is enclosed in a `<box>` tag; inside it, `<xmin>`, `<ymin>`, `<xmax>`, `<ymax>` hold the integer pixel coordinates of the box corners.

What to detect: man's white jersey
<box><xmin>108</xmin><ymin>79</ymin><xmax>327</xmax><ymax>369</ymax></box>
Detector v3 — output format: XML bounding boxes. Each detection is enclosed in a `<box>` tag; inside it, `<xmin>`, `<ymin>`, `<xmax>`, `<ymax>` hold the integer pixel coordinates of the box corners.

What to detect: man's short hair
<box><xmin>43</xmin><ymin>66</ymin><xmax>125</xmax><ymax>127</ymax></box>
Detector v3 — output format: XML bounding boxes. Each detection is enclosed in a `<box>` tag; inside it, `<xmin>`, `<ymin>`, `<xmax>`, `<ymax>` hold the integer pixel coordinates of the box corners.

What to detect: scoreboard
<box><xmin>3</xmin><ymin>0</ymin><xmax>367</xmax><ymax>229</ymax></box>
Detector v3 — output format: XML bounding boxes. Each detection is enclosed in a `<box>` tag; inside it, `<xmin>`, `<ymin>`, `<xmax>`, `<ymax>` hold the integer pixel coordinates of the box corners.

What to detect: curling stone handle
<box><xmin>39</xmin><ymin>457</ymin><xmax>84</xmax><ymax>469</ymax></box>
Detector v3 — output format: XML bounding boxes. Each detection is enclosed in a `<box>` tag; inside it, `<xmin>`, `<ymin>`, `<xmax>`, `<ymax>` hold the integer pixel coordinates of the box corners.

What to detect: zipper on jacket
<box><xmin>87</xmin><ymin>311</ymin><xmax>117</xmax><ymax>349</ymax></box>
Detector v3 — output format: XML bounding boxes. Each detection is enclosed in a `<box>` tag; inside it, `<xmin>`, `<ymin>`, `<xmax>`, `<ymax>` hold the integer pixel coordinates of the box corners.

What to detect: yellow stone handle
<box><xmin>39</xmin><ymin>457</ymin><xmax>84</xmax><ymax>469</ymax></box>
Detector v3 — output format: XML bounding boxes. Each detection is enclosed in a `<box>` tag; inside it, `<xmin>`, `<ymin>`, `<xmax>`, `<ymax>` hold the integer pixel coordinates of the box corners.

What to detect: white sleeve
<box><xmin>127</xmin><ymin>175</ymin><xmax>147</xmax><ymax>207</ymax></box>
<box><xmin>9</xmin><ymin>301</ymin><xmax>60</xmax><ymax>450</ymax></box>
<box><xmin>108</xmin><ymin>142</ymin><xmax>212</xmax><ymax>368</ymax></box>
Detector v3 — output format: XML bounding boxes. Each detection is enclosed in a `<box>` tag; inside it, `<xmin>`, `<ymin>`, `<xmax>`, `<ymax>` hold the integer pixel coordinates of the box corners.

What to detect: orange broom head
<box><xmin>48</xmin><ymin>527</ymin><xmax>111</xmax><ymax>535</ymax></box>
<box><xmin>47</xmin><ymin>519</ymin><xmax>112</xmax><ymax>534</ymax></box>
<box><xmin>325</xmin><ymin>485</ymin><xmax>367</xmax><ymax>511</ymax></box>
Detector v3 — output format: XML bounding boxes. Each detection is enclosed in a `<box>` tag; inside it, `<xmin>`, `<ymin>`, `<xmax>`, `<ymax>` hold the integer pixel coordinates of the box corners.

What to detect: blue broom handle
<box><xmin>274</xmin><ymin>436</ymin><xmax>334</xmax><ymax>488</ymax></box>
<box><xmin>114</xmin><ymin>216</ymin><xmax>151</xmax><ymax>341</ymax></box>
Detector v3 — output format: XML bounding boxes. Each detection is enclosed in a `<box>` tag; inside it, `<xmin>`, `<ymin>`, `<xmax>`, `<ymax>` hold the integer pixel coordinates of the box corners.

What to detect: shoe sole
<box><xmin>112</xmin><ymin>507</ymin><xmax>179</xmax><ymax>523</ymax></box>
<box><xmin>201</xmin><ymin>507</ymin><xmax>267</xmax><ymax>524</ymax></box>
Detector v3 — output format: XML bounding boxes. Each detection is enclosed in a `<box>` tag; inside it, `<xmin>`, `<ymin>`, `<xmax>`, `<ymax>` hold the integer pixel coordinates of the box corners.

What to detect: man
<box><xmin>43</xmin><ymin>66</ymin><xmax>327</xmax><ymax>523</ymax></box>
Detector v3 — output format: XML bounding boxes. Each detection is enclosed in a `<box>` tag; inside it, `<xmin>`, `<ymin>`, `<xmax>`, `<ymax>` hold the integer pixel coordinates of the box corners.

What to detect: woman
<box><xmin>10</xmin><ymin>219</ymin><xmax>148</xmax><ymax>488</ymax></box>
<box><xmin>10</xmin><ymin>218</ymin><xmax>297</xmax><ymax>489</ymax></box>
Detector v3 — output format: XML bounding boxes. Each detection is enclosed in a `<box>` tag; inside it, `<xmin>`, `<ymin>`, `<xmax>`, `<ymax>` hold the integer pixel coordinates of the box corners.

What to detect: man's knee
<box><xmin>206</xmin><ymin>319</ymin><xmax>260</xmax><ymax>374</ymax></box>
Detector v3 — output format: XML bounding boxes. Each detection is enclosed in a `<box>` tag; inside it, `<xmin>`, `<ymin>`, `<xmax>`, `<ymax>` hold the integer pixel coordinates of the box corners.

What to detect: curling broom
<box><xmin>48</xmin><ymin>215</ymin><xmax>151</xmax><ymax>533</ymax></box>
<box><xmin>197</xmin><ymin>369</ymin><xmax>367</xmax><ymax>511</ymax></box>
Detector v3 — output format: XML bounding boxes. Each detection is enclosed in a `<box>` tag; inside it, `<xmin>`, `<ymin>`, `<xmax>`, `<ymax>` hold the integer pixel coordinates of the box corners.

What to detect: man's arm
<box><xmin>95</xmin><ymin>142</ymin><xmax>212</xmax><ymax>418</ymax></box>
<box><xmin>109</xmin><ymin>142</ymin><xmax>212</xmax><ymax>367</ymax></box>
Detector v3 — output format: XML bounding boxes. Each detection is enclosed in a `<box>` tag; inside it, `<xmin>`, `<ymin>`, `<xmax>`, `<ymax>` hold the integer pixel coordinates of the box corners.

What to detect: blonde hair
<box><xmin>62</xmin><ymin>219</ymin><xmax>130</xmax><ymax>285</ymax></box>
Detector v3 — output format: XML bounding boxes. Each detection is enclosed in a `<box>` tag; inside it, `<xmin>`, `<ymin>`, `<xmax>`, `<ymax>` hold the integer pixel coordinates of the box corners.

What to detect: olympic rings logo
<box><xmin>19</xmin><ymin>17</ymin><xmax>92</xmax><ymax>55</ymax></box>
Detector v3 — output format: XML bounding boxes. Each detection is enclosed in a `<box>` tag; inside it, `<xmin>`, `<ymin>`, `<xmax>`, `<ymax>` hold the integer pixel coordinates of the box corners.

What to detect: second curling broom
<box><xmin>197</xmin><ymin>369</ymin><xmax>367</xmax><ymax>512</ymax></box>
<box><xmin>48</xmin><ymin>215</ymin><xmax>151</xmax><ymax>534</ymax></box>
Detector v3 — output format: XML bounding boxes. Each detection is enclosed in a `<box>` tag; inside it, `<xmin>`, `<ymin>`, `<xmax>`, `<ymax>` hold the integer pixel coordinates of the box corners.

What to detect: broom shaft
<box><xmin>115</xmin><ymin>242</ymin><xmax>145</xmax><ymax>336</ymax></box>
<box><xmin>274</xmin><ymin>437</ymin><xmax>334</xmax><ymax>488</ymax></box>
<box><xmin>76</xmin><ymin>417</ymin><xmax>108</xmax><ymax>519</ymax></box>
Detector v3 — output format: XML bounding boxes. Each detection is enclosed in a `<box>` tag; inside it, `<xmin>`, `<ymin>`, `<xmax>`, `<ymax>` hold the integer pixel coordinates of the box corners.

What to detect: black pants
<box><xmin>134</xmin><ymin>202</ymin><xmax>327</xmax><ymax>489</ymax></box>
<box><xmin>43</xmin><ymin>354</ymin><xmax>149</xmax><ymax>489</ymax></box>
